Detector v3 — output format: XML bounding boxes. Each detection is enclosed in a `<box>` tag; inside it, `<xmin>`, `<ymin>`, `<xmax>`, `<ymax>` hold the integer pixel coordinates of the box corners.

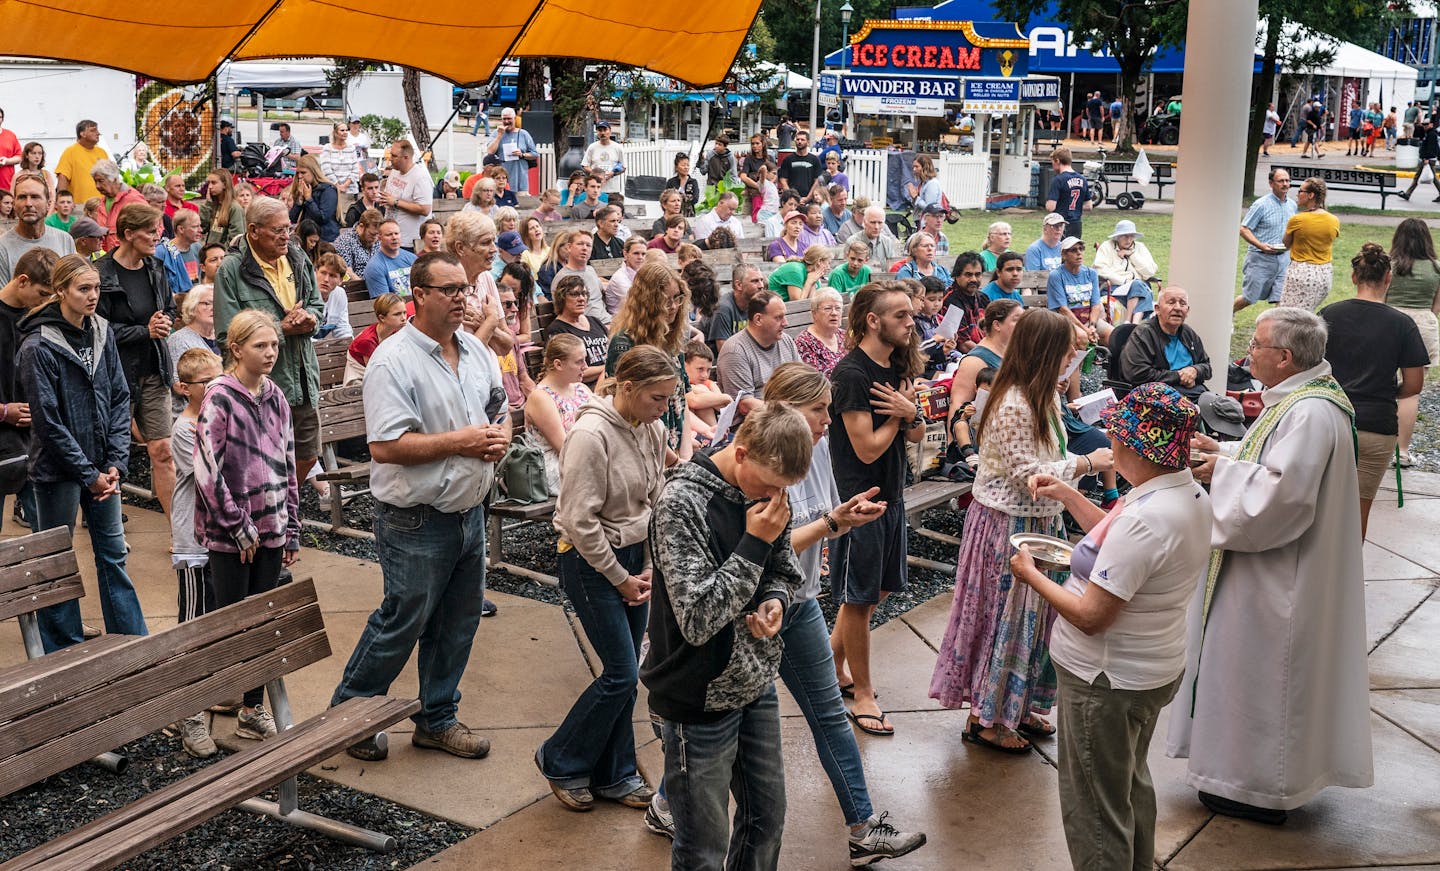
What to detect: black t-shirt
<box><xmin>828</xmin><ymin>347</ymin><xmax>908</xmax><ymax>502</ymax></box>
<box><xmin>1320</xmin><ymin>299</ymin><xmax>1430</xmax><ymax>434</ymax></box>
<box><xmin>590</xmin><ymin>232</ymin><xmax>624</xmax><ymax>262</ymax></box>
<box><xmin>741</xmin><ymin>153</ymin><xmax>771</xmax><ymax>186</ymax></box>
<box><xmin>544</xmin><ymin>316</ymin><xmax>611</xmax><ymax>368</ymax></box>
<box><xmin>1046</xmin><ymin>170</ymin><xmax>1090</xmax><ymax>225</ymax></box>
<box><xmin>1086</xmin><ymin>97</ymin><xmax>1103</xmax><ymax>119</ymax></box>
<box><xmin>707</xmin><ymin>292</ymin><xmax>747</xmax><ymax>349</ymax></box>
<box><xmin>779</xmin><ymin>152</ymin><xmax>822</xmax><ymax>195</ymax></box>
<box><xmin>113</xmin><ymin>261</ymin><xmax>161</xmax><ymax>376</ymax></box>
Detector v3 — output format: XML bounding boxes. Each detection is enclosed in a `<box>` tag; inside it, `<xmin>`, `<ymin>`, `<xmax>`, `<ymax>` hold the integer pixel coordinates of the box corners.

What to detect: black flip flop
<box><xmin>846</xmin><ymin>709</ymin><xmax>894</xmax><ymax>736</ymax></box>
<box><xmin>962</xmin><ymin>723</ymin><xmax>1031</xmax><ymax>754</ymax></box>
<box><xmin>838</xmin><ymin>684</ymin><xmax>878</xmax><ymax>701</ymax></box>
<box><xmin>1016</xmin><ymin>716</ymin><xmax>1055</xmax><ymax>738</ymax></box>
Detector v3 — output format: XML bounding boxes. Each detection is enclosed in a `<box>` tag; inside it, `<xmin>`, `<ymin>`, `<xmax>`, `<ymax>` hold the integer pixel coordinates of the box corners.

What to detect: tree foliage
<box><xmin>1242</xmin><ymin>1</ymin><xmax>1412</xmax><ymax>197</ymax></box>
<box><xmin>760</xmin><ymin>0</ymin><xmax>893</xmax><ymax>73</ymax></box>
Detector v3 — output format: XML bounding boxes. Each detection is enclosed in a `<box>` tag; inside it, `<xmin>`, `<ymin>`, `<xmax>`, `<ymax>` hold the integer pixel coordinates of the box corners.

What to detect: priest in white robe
<box><xmin>1169</xmin><ymin>307</ymin><xmax>1371</xmax><ymax>824</ymax></box>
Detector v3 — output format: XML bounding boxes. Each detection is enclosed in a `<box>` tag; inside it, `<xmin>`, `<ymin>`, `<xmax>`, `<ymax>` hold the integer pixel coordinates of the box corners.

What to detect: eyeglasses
<box><xmin>417</xmin><ymin>284</ymin><xmax>470</xmax><ymax>298</ymax></box>
<box><xmin>1248</xmin><ymin>337</ymin><xmax>1283</xmax><ymax>351</ymax></box>
<box><xmin>818</xmin><ymin>304</ymin><xmax>843</xmax><ymax>313</ymax></box>
<box><xmin>256</xmin><ymin>224</ymin><xmax>291</xmax><ymax>236</ymax></box>
<box><xmin>502</xmin><ymin>299</ymin><xmax>520</xmax><ymax>309</ymax></box>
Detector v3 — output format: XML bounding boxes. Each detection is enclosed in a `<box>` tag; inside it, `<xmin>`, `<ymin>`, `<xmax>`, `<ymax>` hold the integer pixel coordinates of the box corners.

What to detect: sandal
<box><xmin>962</xmin><ymin>722</ymin><xmax>1031</xmax><ymax>754</ymax></box>
<box><xmin>847</xmin><ymin>709</ymin><xmax>895</xmax><ymax>736</ymax></box>
<box><xmin>838</xmin><ymin>684</ymin><xmax>878</xmax><ymax>701</ymax></box>
<box><xmin>1017</xmin><ymin>714</ymin><xmax>1055</xmax><ymax>738</ymax></box>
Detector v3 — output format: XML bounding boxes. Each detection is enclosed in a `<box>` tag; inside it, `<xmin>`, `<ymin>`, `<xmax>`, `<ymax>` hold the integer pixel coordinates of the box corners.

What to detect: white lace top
<box><xmin>973</xmin><ymin>388</ymin><xmax>1081</xmax><ymax>517</ymax></box>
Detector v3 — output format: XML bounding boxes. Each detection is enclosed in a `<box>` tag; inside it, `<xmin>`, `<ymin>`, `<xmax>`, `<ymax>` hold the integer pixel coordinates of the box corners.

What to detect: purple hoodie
<box><xmin>194</xmin><ymin>373</ymin><xmax>300</xmax><ymax>553</ymax></box>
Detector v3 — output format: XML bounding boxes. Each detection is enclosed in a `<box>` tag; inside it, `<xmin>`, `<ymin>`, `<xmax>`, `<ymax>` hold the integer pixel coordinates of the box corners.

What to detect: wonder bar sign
<box><xmin>840</xmin><ymin>76</ymin><xmax>959</xmax><ymax>100</ymax></box>
<box><xmin>845</xmin><ymin>20</ymin><xmax>1031</xmax><ymax>78</ymax></box>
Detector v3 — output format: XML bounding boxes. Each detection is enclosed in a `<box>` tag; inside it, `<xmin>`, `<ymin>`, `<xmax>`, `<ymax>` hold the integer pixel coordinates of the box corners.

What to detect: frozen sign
<box><xmin>840</xmin><ymin>76</ymin><xmax>960</xmax><ymax>100</ymax></box>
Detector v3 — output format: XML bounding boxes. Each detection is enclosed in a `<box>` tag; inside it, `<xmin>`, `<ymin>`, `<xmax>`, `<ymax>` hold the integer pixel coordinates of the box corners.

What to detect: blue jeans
<box><xmin>538</xmin><ymin>543</ymin><xmax>647</xmax><ymax>797</ymax></box>
<box><xmin>661</xmin><ymin>686</ymin><xmax>785</xmax><ymax>871</ymax></box>
<box><xmin>331</xmin><ymin>501</ymin><xmax>488</xmax><ymax>732</ymax></box>
<box><xmin>778</xmin><ymin>597</ymin><xmax>872</xmax><ymax>826</ymax></box>
<box><xmin>1115</xmin><ymin>280</ymin><xmax>1154</xmax><ymax>315</ymax></box>
<box><xmin>33</xmin><ymin>479</ymin><xmax>147</xmax><ymax>652</ymax></box>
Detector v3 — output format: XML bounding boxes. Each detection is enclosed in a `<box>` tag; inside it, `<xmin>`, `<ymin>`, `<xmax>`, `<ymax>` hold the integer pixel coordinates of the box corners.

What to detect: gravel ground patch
<box><xmin>0</xmin><ymin>731</ymin><xmax>473</xmax><ymax>869</ymax></box>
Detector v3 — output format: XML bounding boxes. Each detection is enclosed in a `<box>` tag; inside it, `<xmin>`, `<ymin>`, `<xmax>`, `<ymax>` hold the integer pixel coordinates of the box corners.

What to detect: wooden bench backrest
<box><xmin>316</xmin><ymin>337</ymin><xmax>350</xmax><ymax>389</ymax></box>
<box><xmin>0</xmin><ymin>576</ymin><xmax>331</xmax><ymax>798</ymax></box>
<box><xmin>348</xmin><ymin>297</ymin><xmax>379</xmax><ymax>330</ymax></box>
<box><xmin>318</xmin><ymin>384</ymin><xmax>366</xmax><ymax>445</ymax></box>
<box><xmin>0</xmin><ymin>527</ymin><xmax>81</xmax><ymax>623</ymax></box>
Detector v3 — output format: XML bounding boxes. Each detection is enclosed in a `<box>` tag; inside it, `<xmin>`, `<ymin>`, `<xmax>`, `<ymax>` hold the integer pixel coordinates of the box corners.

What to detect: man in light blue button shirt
<box><xmin>1234</xmin><ymin>168</ymin><xmax>1296</xmax><ymax>313</ymax></box>
<box><xmin>331</xmin><ymin>250</ymin><xmax>512</xmax><ymax>763</ymax></box>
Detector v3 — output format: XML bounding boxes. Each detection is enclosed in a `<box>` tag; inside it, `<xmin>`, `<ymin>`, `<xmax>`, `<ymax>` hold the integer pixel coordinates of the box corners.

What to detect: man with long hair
<box><xmin>827</xmin><ymin>281</ymin><xmax>926</xmax><ymax>736</ymax></box>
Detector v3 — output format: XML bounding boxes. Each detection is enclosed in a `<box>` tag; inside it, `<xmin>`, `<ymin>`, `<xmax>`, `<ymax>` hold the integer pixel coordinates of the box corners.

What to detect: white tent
<box><xmin>214</xmin><ymin>61</ymin><xmax>333</xmax><ymax>92</ymax></box>
<box><xmin>1267</xmin><ymin>24</ymin><xmax>1419</xmax><ymax>110</ymax></box>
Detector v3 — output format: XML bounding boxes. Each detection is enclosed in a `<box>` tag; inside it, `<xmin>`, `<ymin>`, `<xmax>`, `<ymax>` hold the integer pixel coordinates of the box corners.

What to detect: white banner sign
<box><xmin>853</xmin><ymin>95</ymin><xmax>947</xmax><ymax>117</ymax></box>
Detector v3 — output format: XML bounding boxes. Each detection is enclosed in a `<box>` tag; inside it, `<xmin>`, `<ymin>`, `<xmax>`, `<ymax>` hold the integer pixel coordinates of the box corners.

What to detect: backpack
<box><xmin>496</xmin><ymin>432</ymin><xmax>552</xmax><ymax>504</ymax></box>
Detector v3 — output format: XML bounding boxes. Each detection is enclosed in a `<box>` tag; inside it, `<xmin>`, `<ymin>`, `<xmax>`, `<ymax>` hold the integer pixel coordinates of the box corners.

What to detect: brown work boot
<box><xmin>412</xmin><ymin>721</ymin><xmax>490</xmax><ymax>759</ymax></box>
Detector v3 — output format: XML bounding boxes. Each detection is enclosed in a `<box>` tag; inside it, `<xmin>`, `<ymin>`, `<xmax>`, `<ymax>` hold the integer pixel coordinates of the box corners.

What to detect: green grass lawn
<box><xmin>938</xmin><ymin>209</ymin><xmax>1406</xmax><ymax>362</ymax></box>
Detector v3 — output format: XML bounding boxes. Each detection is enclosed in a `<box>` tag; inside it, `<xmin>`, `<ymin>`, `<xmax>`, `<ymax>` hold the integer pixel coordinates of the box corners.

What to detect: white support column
<box><xmin>1169</xmin><ymin>0</ymin><xmax>1261</xmax><ymax>370</ymax></box>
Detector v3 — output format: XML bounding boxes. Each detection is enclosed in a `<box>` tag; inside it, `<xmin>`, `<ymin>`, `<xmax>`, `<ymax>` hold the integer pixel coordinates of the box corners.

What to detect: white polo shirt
<box><xmin>364</xmin><ymin>323</ymin><xmax>504</xmax><ymax>513</ymax></box>
<box><xmin>1051</xmin><ymin>469</ymin><xmax>1212</xmax><ymax>690</ymax></box>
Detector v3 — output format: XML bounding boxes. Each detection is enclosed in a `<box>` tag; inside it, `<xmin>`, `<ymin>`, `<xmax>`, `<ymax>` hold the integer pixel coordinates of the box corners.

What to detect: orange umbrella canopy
<box><xmin>4</xmin><ymin>0</ymin><xmax>761</xmax><ymax>86</ymax></box>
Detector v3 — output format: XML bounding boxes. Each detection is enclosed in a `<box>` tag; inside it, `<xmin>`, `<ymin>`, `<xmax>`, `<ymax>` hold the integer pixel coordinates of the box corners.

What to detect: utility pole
<box><xmin>809</xmin><ymin>0</ymin><xmax>823</xmax><ymax>132</ymax></box>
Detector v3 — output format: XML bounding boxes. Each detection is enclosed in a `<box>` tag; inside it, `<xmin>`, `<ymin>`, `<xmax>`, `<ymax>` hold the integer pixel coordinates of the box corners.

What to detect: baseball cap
<box><xmin>497</xmin><ymin>230</ymin><xmax>526</xmax><ymax>256</ymax></box>
<box><xmin>1060</xmin><ymin>236</ymin><xmax>1085</xmax><ymax>250</ymax></box>
<box><xmin>1042</xmin><ymin>212</ymin><xmax>1068</xmax><ymax>226</ymax></box>
<box><xmin>595</xmin><ymin>119</ymin><xmax>611</xmax><ymax>129</ymax></box>
<box><xmin>782</xmin><ymin>210</ymin><xmax>804</xmax><ymax>223</ymax></box>
<box><xmin>69</xmin><ymin>217</ymin><xmax>106</xmax><ymax>239</ymax></box>
<box><xmin>922</xmin><ymin>204</ymin><xmax>946</xmax><ymax>216</ymax></box>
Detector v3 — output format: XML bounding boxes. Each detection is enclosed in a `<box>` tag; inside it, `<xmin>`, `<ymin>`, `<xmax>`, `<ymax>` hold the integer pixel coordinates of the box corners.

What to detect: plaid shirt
<box><xmin>1241</xmin><ymin>193</ymin><xmax>1296</xmax><ymax>251</ymax></box>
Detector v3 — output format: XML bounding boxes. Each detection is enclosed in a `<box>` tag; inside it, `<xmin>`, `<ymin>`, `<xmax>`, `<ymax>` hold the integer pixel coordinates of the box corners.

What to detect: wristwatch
<box><xmin>906</xmin><ymin>409</ymin><xmax>926</xmax><ymax>429</ymax></box>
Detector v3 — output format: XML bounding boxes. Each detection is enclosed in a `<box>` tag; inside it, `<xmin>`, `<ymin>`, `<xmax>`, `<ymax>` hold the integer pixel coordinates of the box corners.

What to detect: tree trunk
<box><xmin>518</xmin><ymin>59</ymin><xmax>547</xmax><ymax>108</ymax></box>
<box><xmin>549</xmin><ymin>59</ymin><xmax>592</xmax><ymax>146</ymax></box>
<box><xmin>401</xmin><ymin>67</ymin><xmax>436</xmax><ymax>173</ymax></box>
<box><xmin>1243</xmin><ymin>17</ymin><xmax>1283</xmax><ymax>201</ymax></box>
<box><xmin>1116</xmin><ymin>54</ymin><xmax>1147</xmax><ymax>154</ymax></box>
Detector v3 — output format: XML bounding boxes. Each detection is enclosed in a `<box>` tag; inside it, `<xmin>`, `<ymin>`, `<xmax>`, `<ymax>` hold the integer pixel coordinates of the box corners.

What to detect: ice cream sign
<box><xmin>845</xmin><ymin>20</ymin><xmax>1030</xmax><ymax>78</ymax></box>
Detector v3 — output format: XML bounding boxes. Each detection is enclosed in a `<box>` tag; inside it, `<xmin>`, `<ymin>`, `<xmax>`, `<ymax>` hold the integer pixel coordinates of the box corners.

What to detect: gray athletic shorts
<box><xmin>1241</xmin><ymin>248</ymin><xmax>1289</xmax><ymax>304</ymax></box>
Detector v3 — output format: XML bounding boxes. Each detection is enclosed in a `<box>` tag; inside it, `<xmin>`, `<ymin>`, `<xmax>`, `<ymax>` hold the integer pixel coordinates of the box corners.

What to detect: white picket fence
<box><xmin>529</xmin><ymin>139</ymin><xmax>702</xmax><ymax>196</ymax></box>
<box><xmin>840</xmin><ymin>149</ymin><xmax>990</xmax><ymax>211</ymax></box>
<box><xmin>525</xmin><ymin>141</ymin><xmax>989</xmax><ymax>209</ymax></box>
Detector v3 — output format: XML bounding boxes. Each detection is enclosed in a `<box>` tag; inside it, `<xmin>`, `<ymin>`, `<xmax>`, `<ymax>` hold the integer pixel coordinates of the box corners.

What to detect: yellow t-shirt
<box><xmin>1284</xmin><ymin>210</ymin><xmax>1340</xmax><ymax>264</ymax></box>
<box><xmin>258</xmin><ymin>255</ymin><xmax>297</xmax><ymax>310</ymax></box>
<box><xmin>54</xmin><ymin>143</ymin><xmax>110</xmax><ymax>205</ymax></box>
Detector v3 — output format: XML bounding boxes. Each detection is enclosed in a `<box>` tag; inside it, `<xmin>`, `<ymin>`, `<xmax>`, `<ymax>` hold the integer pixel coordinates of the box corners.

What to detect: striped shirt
<box><xmin>1241</xmin><ymin>192</ymin><xmax>1297</xmax><ymax>251</ymax></box>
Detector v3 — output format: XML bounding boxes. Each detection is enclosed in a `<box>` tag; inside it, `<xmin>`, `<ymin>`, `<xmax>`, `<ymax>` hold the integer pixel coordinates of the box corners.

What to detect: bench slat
<box><xmin>0</xmin><ymin>628</ymin><xmax>331</xmax><ymax>798</ymax></box>
<box><xmin>315</xmin><ymin>464</ymin><xmax>372</xmax><ymax>482</ymax></box>
<box><xmin>0</xmin><ymin>603</ymin><xmax>325</xmax><ymax>762</ymax></box>
<box><xmin>490</xmin><ymin>498</ymin><xmax>557</xmax><ymax>520</ymax></box>
<box><xmin>0</xmin><ymin>575</ymin><xmax>86</xmax><ymax>623</ymax></box>
<box><xmin>0</xmin><ymin>528</ymin><xmax>70</xmax><ymax>569</ymax></box>
<box><xmin>321</xmin><ymin>419</ymin><xmax>369</xmax><ymax>444</ymax></box>
<box><xmin>903</xmin><ymin>480</ymin><xmax>972</xmax><ymax>514</ymax></box>
<box><xmin>0</xmin><ymin>579</ymin><xmax>322</xmax><ymax>721</ymax></box>
<box><xmin>0</xmin><ymin>551</ymin><xmax>79</xmax><ymax>596</ymax></box>
<box><xmin>0</xmin><ymin>695</ymin><xmax>420</xmax><ymax>871</ymax></box>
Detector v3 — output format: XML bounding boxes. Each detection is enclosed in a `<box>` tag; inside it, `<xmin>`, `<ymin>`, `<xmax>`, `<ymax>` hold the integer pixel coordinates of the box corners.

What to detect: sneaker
<box><xmin>413</xmin><ymin>721</ymin><xmax>490</xmax><ymax>758</ymax></box>
<box><xmin>481</xmin><ymin>598</ymin><xmax>498</xmax><ymax>617</ymax></box>
<box><xmin>1396</xmin><ymin>451</ymin><xmax>1415</xmax><ymax>468</ymax></box>
<box><xmin>1399</xmin><ymin>190</ymin><xmax>1412</xmax><ymax>200</ymax></box>
<box><xmin>848</xmin><ymin>812</ymin><xmax>927</xmax><ymax>866</ymax></box>
<box><xmin>235</xmin><ymin>705</ymin><xmax>278</xmax><ymax>740</ymax></box>
<box><xmin>346</xmin><ymin>731</ymin><xmax>389</xmax><ymax>761</ymax></box>
<box><xmin>535</xmin><ymin>749</ymin><xmax>594</xmax><ymax>811</ymax></box>
<box><xmin>180</xmin><ymin>713</ymin><xmax>217</xmax><ymax>758</ymax></box>
<box><xmin>610</xmin><ymin>782</ymin><xmax>656</xmax><ymax>809</ymax></box>
<box><xmin>644</xmin><ymin>793</ymin><xmax>675</xmax><ymax>840</ymax></box>
<box><xmin>81</xmin><ymin>623</ymin><xmax>102</xmax><ymax>639</ymax></box>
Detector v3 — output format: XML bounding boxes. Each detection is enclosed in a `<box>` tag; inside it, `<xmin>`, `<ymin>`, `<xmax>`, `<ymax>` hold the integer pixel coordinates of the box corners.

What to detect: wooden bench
<box><xmin>901</xmin><ymin>478</ymin><xmax>971</xmax><ymax>575</ymax></box>
<box><xmin>1034</xmin><ymin>129</ymin><xmax>1065</xmax><ymax>153</ymax></box>
<box><xmin>1274</xmin><ymin>163</ymin><xmax>1396</xmax><ymax>208</ymax></box>
<box><xmin>486</xmin><ymin>498</ymin><xmax>559</xmax><ymax>586</ymax></box>
<box><xmin>313</xmin><ymin>383</ymin><xmax>371</xmax><ymax>537</ymax></box>
<box><xmin>0</xmin><ymin>531</ymin><xmax>418</xmax><ymax>868</ymax></box>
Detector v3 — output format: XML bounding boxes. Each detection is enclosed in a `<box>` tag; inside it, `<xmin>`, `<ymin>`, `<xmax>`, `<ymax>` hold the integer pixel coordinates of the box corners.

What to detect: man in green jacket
<box><xmin>214</xmin><ymin>197</ymin><xmax>324</xmax><ymax>484</ymax></box>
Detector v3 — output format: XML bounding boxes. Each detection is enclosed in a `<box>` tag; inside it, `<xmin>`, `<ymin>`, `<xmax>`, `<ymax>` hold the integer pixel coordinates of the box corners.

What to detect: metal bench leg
<box><xmin>323</xmin><ymin>446</ymin><xmax>346</xmax><ymax>532</ymax></box>
<box><xmin>19</xmin><ymin>613</ymin><xmax>130</xmax><ymax>773</ymax></box>
<box><xmin>236</xmin><ymin>678</ymin><xmax>396</xmax><ymax>852</ymax></box>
